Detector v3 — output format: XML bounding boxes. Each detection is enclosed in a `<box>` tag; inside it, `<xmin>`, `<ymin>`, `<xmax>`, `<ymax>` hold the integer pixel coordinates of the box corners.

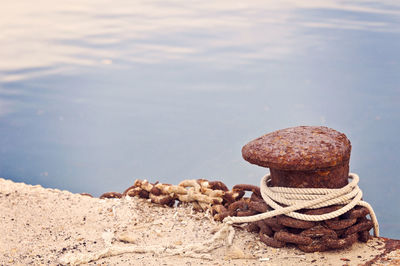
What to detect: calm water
<box><xmin>1</xmin><ymin>1</ymin><xmax>399</xmax><ymax>238</ymax></box>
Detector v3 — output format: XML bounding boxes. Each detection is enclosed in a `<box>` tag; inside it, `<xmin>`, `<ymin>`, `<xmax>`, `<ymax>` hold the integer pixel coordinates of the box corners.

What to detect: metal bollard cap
<box><xmin>242</xmin><ymin>126</ymin><xmax>351</xmax><ymax>171</ymax></box>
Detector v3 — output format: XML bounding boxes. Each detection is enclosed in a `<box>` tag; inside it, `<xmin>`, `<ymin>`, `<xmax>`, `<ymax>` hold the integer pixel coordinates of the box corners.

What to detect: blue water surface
<box><xmin>0</xmin><ymin>1</ymin><xmax>399</xmax><ymax>238</ymax></box>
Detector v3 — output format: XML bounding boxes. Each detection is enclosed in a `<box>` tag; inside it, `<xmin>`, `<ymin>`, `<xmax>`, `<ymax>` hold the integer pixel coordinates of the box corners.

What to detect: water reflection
<box><xmin>0</xmin><ymin>0</ymin><xmax>400</xmax><ymax>238</ymax></box>
<box><xmin>2</xmin><ymin>1</ymin><xmax>398</xmax><ymax>82</ymax></box>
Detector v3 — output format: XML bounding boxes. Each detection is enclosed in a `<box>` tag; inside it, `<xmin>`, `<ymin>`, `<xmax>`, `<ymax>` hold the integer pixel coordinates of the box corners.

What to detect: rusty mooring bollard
<box><xmin>240</xmin><ymin>126</ymin><xmax>375</xmax><ymax>252</ymax></box>
<box><xmin>242</xmin><ymin>126</ymin><xmax>351</xmax><ymax>188</ymax></box>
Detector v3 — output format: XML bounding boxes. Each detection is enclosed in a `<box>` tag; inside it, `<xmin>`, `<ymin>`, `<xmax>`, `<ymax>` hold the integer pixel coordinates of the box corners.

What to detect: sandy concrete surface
<box><xmin>1</xmin><ymin>177</ymin><xmax>399</xmax><ymax>265</ymax></box>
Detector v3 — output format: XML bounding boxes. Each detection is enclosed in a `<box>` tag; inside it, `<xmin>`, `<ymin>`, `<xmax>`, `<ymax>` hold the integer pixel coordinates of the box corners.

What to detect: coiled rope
<box><xmin>224</xmin><ymin>173</ymin><xmax>379</xmax><ymax>237</ymax></box>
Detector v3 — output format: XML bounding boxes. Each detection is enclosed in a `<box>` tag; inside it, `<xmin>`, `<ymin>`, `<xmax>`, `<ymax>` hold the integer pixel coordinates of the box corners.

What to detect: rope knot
<box><xmin>225</xmin><ymin>173</ymin><xmax>379</xmax><ymax>237</ymax></box>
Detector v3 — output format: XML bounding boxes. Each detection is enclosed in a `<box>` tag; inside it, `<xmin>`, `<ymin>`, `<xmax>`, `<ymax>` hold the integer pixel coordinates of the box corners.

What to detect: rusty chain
<box><xmin>98</xmin><ymin>179</ymin><xmax>374</xmax><ymax>252</ymax></box>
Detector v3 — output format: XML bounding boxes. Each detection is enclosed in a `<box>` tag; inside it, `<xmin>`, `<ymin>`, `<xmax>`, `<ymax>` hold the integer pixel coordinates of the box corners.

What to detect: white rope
<box><xmin>60</xmin><ymin>221</ymin><xmax>235</xmax><ymax>265</ymax></box>
<box><xmin>224</xmin><ymin>173</ymin><xmax>379</xmax><ymax>237</ymax></box>
<box><xmin>61</xmin><ymin>173</ymin><xmax>379</xmax><ymax>264</ymax></box>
